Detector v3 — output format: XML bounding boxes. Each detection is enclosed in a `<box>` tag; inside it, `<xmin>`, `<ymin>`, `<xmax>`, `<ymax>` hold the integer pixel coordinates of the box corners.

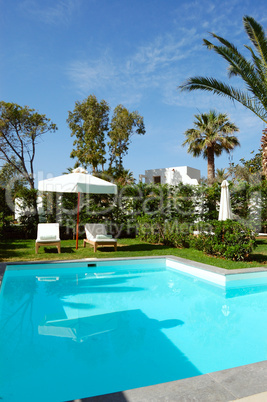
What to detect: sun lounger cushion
<box><xmin>95</xmin><ymin>234</ymin><xmax>113</xmax><ymax>239</ymax></box>
<box><xmin>39</xmin><ymin>235</ymin><xmax>57</xmax><ymax>241</ymax></box>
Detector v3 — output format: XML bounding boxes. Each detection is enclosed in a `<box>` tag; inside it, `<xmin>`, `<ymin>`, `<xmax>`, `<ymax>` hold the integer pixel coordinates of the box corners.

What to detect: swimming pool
<box><xmin>0</xmin><ymin>257</ymin><xmax>267</xmax><ymax>401</ymax></box>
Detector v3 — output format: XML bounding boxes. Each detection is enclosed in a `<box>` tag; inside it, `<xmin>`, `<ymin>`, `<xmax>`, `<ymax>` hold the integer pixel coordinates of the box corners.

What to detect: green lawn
<box><xmin>1</xmin><ymin>237</ymin><xmax>267</xmax><ymax>269</ymax></box>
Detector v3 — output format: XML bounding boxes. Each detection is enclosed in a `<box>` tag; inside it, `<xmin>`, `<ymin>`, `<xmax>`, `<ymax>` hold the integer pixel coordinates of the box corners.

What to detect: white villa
<box><xmin>139</xmin><ymin>166</ymin><xmax>200</xmax><ymax>186</ymax></box>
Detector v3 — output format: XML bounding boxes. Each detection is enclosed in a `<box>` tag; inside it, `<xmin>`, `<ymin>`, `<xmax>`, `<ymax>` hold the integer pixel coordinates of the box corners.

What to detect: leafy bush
<box><xmin>138</xmin><ymin>215</ymin><xmax>256</xmax><ymax>260</ymax></box>
<box><xmin>137</xmin><ymin>214</ymin><xmax>166</xmax><ymax>243</ymax></box>
<box><xmin>137</xmin><ymin>215</ymin><xmax>192</xmax><ymax>248</ymax></box>
<box><xmin>163</xmin><ymin>221</ymin><xmax>192</xmax><ymax>248</ymax></box>
<box><xmin>193</xmin><ymin>220</ymin><xmax>256</xmax><ymax>261</ymax></box>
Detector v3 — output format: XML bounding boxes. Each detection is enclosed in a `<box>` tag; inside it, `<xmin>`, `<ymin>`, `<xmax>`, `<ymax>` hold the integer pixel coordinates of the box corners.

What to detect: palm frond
<box><xmin>179</xmin><ymin>76</ymin><xmax>267</xmax><ymax>123</ymax></box>
<box><xmin>205</xmin><ymin>33</ymin><xmax>242</xmax><ymax>59</ymax></box>
<box><xmin>204</xmin><ymin>37</ymin><xmax>264</xmax><ymax>96</ymax></box>
<box><xmin>178</xmin><ymin>16</ymin><xmax>267</xmax><ymax>125</ymax></box>
<box><xmin>244</xmin><ymin>45</ymin><xmax>264</xmax><ymax>73</ymax></box>
<box><xmin>243</xmin><ymin>16</ymin><xmax>267</xmax><ymax>69</ymax></box>
<box><xmin>204</xmin><ymin>33</ymin><xmax>257</xmax><ymax>81</ymax></box>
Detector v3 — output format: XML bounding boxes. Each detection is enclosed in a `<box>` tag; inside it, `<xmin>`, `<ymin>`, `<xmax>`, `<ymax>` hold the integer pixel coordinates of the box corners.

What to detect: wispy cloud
<box><xmin>67</xmin><ymin>56</ymin><xmax>117</xmax><ymax>92</ymax></box>
<box><xmin>126</xmin><ymin>32</ymin><xmax>197</xmax><ymax>75</ymax></box>
<box><xmin>66</xmin><ymin>29</ymin><xmax>201</xmax><ymax>106</ymax></box>
<box><xmin>20</xmin><ymin>0</ymin><xmax>80</xmax><ymax>25</ymax></box>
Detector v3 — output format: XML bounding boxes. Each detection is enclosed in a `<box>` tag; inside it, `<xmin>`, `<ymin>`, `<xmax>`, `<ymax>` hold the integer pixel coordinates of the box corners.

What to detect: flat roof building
<box><xmin>139</xmin><ymin>166</ymin><xmax>200</xmax><ymax>185</ymax></box>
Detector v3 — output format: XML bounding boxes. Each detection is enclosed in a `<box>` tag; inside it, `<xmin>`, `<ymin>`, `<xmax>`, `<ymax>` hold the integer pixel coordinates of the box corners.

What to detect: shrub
<box><xmin>137</xmin><ymin>215</ymin><xmax>192</xmax><ymax>248</ymax></box>
<box><xmin>164</xmin><ymin>221</ymin><xmax>192</xmax><ymax>248</ymax></box>
<box><xmin>194</xmin><ymin>220</ymin><xmax>256</xmax><ymax>261</ymax></box>
<box><xmin>137</xmin><ymin>214</ymin><xmax>165</xmax><ymax>243</ymax></box>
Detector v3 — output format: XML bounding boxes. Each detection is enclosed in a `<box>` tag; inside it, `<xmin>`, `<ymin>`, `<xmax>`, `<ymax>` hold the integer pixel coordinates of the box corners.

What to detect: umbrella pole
<box><xmin>76</xmin><ymin>192</ymin><xmax>80</xmax><ymax>250</ymax></box>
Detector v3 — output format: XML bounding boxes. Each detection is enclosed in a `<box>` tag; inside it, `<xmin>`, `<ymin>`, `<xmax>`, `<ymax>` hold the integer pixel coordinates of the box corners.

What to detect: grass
<box><xmin>0</xmin><ymin>237</ymin><xmax>267</xmax><ymax>269</ymax></box>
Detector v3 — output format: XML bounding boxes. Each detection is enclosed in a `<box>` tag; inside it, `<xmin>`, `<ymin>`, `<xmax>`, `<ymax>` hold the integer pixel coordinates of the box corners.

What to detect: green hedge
<box><xmin>137</xmin><ymin>216</ymin><xmax>256</xmax><ymax>261</ymax></box>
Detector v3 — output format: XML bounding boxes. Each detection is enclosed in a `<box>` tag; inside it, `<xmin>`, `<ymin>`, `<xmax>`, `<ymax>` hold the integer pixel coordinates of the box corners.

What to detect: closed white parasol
<box><xmin>218</xmin><ymin>180</ymin><xmax>233</xmax><ymax>221</ymax></box>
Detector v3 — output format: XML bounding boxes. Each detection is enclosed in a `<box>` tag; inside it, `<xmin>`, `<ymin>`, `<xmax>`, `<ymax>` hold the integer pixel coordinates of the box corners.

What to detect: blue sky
<box><xmin>1</xmin><ymin>0</ymin><xmax>267</xmax><ymax>184</ymax></box>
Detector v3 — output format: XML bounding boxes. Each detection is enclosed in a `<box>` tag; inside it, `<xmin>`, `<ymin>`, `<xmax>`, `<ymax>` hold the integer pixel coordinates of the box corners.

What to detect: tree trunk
<box><xmin>207</xmin><ymin>147</ymin><xmax>215</xmax><ymax>185</ymax></box>
<box><xmin>261</xmin><ymin>128</ymin><xmax>267</xmax><ymax>178</ymax></box>
<box><xmin>29</xmin><ymin>178</ymin><xmax>39</xmax><ymax>225</ymax></box>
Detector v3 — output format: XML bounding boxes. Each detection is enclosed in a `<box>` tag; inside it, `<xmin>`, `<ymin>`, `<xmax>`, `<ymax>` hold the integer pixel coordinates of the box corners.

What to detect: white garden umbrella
<box><xmin>218</xmin><ymin>180</ymin><xmax>233</xmax><ymax>221</ymax></box>
<box><xmin>38</xmin><ymin>167</ymin><xmax>117</xmax><ymax>249</ymax></box>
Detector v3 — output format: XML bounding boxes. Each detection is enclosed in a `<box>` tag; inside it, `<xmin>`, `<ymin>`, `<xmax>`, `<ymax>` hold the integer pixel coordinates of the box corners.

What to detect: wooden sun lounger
<box><xmin>36</xmin><ymin>223</ymin><xmax>61</xmax><ymax>254</ymax></box>
<box><xmin>83</xmin><ymin>224</ymin><xmax>117</xmax><ymax>252</ymax></box>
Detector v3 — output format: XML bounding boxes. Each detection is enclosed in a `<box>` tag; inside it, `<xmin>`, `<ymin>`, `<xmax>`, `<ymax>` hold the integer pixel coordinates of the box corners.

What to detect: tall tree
<box><xmin>179</xmin><ymin>16</ymin><xmax>267</xmax><ymax>177</ymax></box>
<box><xmin>183</xmin><ymin>110</ymin><xmax>239</xmax><ymax>184</ymax></box>
<box><xmin>108</xmin><ymin>105</ymin><xmax>145</xmax><ymax>172</ymax></box>
<box><xmin>68</xmin><ymin>95</ymin><xmax>109</xmax><ymax>173</ymax></box>
<box><xmin>0</xmin><ymin>102</ymin><xmax>57</xmax><ymax>216</ymax></box>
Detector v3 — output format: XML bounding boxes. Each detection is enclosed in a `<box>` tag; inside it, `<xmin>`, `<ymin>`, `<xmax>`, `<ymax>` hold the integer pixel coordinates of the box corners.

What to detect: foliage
<box><xmin>0</xmin><ymin>186</ymin><xmax>13</xmax><ymax>236</ymax></box>
<box><xmin>68</xmin><ymin>95</ymin><xmax>109</xmax><ymax>172</ymax></box>
<box><xmin>192</xmin><ymin>220</ymin><xmax>256</xmax><ymax>261</ymax></box>
<box><xmin>137</xmin><ymin>214</ymin><xmax>165</xmax><ymax>243</ymax></box>
<box><xmin>14</xmin><ymin>188</ymin><xmax>39</xmax><ymax>237</ymax></box>
<box><xmin>173</xmin><ymin>183</ymin><xmax>197</xmax><ymax>223</ymax></box>
<box><xmin>230</xmin><ymin>181</ymin><xmax>250</xmax><ymax>220</ymax></box>
<box><xmin>183</xmin><ymin>110</ymin><xmax>239</xmax><ymax>184</ymax></box>
<box><xmin>215</xmin><ymin>168</ymin><xmax>229</xmax><ymax>183</ymax></box>
<box><xmin>137</xmin><ymin>215</ymin><xmax>256</xmax><ymax>260</ymax></box>
<box><xmin>258</xmin><ymin>180</ymin><xmax>267</xmax><ymax>233</ymax></box>
<box><xmin>121</xmin><ymin>182</ymin><xmax>198</xmax><ymax>224</ymax></box>
<box><xmin>0</xmin><ymin>158</ymin><xmax>27</xmax><ymax>192</ymax></box>
<box><xmin>68</xmin><ymin>96</ymin><xmax>145</xmax><ymax>180</ymax></box>
<box><xmin>226</xmin><ymin>151</ymin><xmax>267</xmax><ymax>232</ymax></box>
<box><xmin>0</xmin><ymin>102</ymin><xmax>57</xmax><ymax>222</ymax></box>
<box><xmin>195</xmin><ymin>182</ymin><xmax>221</xmax><ymax>221</ymax></box>
<box><xmin>108</xmin><ymin>105</ymin><xmax>145</xmax><ymax>171</ymax></box>
<box><xmin>101</xmin><ymin>168</ymin><xmax>136</xmax><ymax>186</ymax></box>
<box><xmin>0</xmin><ymin>102</ymin><xmax>57</xmax><ymax>190</ymax></box>
<box><xmin>39</xmin><ymin>192</ymin><xmax>59</xmax><ymax>223</ymax></box>
<box><xmin>240</xmin><ymin>149</ymin><xmax>263</xmax><ymax>174</ymax></box>
<box><xmin>163</xmin><ymin>221</ymin><xmax>192</xmax><ymax>248</ymax></box>
<box><xmin>228</xmin><ymin>150</ymin><xmax>263</xmax><ymax>185</ymax></box>
<box><xmin>137</xmin><ymin>215</ymin><xmax>192</xmax><ymax>248</ymax></box>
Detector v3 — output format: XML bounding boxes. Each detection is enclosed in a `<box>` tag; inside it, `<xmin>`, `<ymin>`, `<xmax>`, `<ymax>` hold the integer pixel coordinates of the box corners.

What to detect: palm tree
<box><xmin>183</xmin><ymin>110</ymin><xmax>239</xmax><ymax>184</ymax></box>
<box><xmin>179</xmin><ymin>16</ymin><xmax>267</xmax><ymax>176</ymax></box>
<box><xmin>215</xmin><ymin>168</ymin><xmax>230</xmax><ymax>184</ymax></box>
<box><xmin>112</xmin><ymin>168</ymin><xmax>136</xmax><ymax>186</ymax></box>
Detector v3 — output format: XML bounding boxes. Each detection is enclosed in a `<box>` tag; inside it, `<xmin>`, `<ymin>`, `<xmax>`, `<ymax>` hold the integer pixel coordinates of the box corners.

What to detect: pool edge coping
<box><xmin>2</xmin><ymin>254</ymin><xmax>267</xmax><ymax>276</ymax></box>
<box><xmin>76</xmin><ymin>360</ymin><xmax>267</xmax><ymax>401</ymax></box>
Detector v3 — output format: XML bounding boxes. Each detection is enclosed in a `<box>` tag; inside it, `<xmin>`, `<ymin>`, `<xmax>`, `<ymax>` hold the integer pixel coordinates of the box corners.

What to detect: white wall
<box><xmin>144</xmin><ymin>166</ymin><xmax>200</xmax><ymax>185</ymax></box>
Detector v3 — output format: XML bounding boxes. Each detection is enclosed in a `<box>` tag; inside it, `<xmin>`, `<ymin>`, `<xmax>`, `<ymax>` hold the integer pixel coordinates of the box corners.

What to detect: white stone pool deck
<box><xmin>1</xmin><ymin>256</ymin><xmax>267</xmax><ymax>402</ymax></box>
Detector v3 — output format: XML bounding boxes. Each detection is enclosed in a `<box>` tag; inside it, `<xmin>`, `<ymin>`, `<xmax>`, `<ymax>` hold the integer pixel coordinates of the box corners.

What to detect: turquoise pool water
<box><xmin>0</xmin><ymin>258</ymin><xmax>267</xmax><ymax>401</ymax></box>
